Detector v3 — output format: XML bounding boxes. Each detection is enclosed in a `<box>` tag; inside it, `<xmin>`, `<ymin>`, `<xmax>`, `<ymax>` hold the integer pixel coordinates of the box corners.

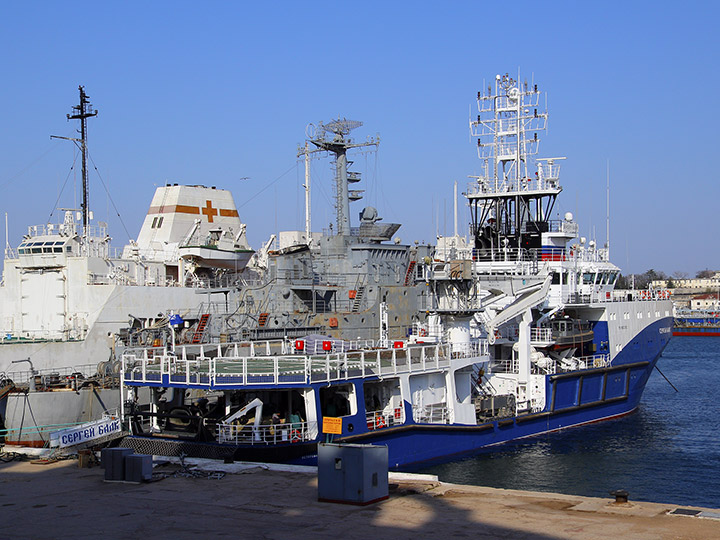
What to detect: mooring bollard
<box><xmin>610</xmin><ymin>489</ymin><xmax>629</xmax><ymax>503</ymax></box>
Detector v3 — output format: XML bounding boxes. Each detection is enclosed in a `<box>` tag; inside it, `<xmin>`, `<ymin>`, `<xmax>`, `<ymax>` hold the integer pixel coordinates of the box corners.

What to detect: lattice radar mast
<box><xmin>298</xmin><ymin>118</ymin><xmax>378</xmax><ymax>236</ymax></box>
<box><xmin>466</xmin><ymin>74</ymin><xmax>566</xmax><ymax>254</ymax></box>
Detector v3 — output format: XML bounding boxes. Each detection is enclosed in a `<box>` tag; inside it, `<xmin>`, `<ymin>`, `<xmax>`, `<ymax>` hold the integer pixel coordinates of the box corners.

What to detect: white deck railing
<box><xmin>216</xmin><ymin>420</ymin><xmax>316</xmax><ymax>445</ymax></box>
<box><xmin>121</xmin><ymin>341</ymin><xmax>489</xmax><ymax>388</ymax></box>
<box><xmin>365</xmin><ymin>406</ymin><xmax>404</xmax><ymax>431</ymax></box>
<box><xmin>412</xmin><ymin>403</ymin><xmax>449</xmax><ymax>424</ymax></box>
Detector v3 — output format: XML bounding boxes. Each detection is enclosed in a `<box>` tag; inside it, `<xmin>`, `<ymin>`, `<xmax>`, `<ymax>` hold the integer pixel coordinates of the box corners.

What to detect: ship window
<box><xmin>319</xmin><ymin>383</ymin><xmax>357</xmax><ymax>417</ymax></box>
<box><xmin>583</xmin><ymin>273</ymin><xmax>594</xmax><ymax>285</ymax></box>
<box><xmin>66</xmin><ymin>246</ymin><xmax>72</xmax><ymax>253</ymax></box>
<box><xmin>151</xmin><ymin>217</ymin><xmax>158</xmax><ymax>228</ymax></box>
<box><xmin>157</xmin><ymin>217</ymin><xmax>164</xmax><ymax>228</ymax></box>
<box><xmin>53</xmin><ymin>247</ymin><xmax>62</xmax><ymax>253</ymax></box>
<box><xmin>551</xmin><ymin>272</ymin><xmax>560</xmax><ymax>285</ymax></box>
<box><xmin>31</xmin><ymin>247</ymin><xmax>41</xmax><ymax>253</ymax></box>
<box><xmin>43</xmin><ymin>247</ymin><xmax>52</xmax><ymax>253</ymax></box>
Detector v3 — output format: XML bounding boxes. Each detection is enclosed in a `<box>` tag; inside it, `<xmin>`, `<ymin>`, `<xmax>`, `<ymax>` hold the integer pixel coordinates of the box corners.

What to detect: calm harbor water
<box><xmin>416</xmin><ymin>336</ymin><xmax>720</xmax><ymax>508</ymax></box>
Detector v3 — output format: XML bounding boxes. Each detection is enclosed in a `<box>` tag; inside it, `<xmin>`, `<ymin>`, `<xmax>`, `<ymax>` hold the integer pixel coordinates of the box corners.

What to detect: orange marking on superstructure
<box><xmin>147</xmin><ymin>203</ymin><xmax>235</xmax><ymax>220</ymax></box>
<box><xmin>147</xmin><ymin>205</ymin><xmax>200</xmax><ymax>215</ymax></box>
<box><xmin>201</xmin><ymin>200</ymin><xmax>218</xmax><ymax>223</ymax></box>
<box><xmin>175</xmin><ymin>204</ymin><xmax>201</xmax><ymax>215</ymax></box>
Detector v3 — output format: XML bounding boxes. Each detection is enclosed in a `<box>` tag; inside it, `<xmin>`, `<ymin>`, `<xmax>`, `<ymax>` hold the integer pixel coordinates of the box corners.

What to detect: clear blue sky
<box><xmin>1</xmin><ymin>1</ymin><xmax>718</xmax><ymax>276</ymax></box>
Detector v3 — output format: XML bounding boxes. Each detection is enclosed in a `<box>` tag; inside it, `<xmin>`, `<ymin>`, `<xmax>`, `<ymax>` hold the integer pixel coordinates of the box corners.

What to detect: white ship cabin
<box><xmin>16</xmin><ymin>210</ymin><xmax>110</xmax><ymax>262</ymax></box>
<box><xmin>126</xmin><ymin>184</ymin><xmax>253</xmax><ymax>276</ymax></box>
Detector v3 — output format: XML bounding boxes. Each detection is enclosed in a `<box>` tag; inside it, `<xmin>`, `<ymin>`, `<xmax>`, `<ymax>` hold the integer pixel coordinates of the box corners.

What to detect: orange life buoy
<box><xmin>290</xmin><ymin>429</ymin><xmax>301</xmax><ymax>443</ymax></box>
<box><xmin>376</xmin><ymin>416</ymin><xmax>386</xmax><ymax>429</ymax></box>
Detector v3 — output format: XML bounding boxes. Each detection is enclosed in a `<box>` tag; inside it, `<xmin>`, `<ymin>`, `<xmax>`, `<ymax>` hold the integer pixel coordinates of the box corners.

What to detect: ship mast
<box><xmin>467</xmin><ymin>74</ymin><xmax>563</xmax><ymax>257</ymax></box>
<box><xmin>298</xmin><ymin>119</ymin><xmax>378</xmax><ymax>236</ymax></box>
<box><xmin>66</xmin><ymin>86</ymin><xmax>98</xmax><ymax>233</ymax></box>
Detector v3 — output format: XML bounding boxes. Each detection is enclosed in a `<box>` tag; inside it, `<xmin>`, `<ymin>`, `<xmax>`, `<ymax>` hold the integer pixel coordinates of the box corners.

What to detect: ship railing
<box><xmin>567</xmin><ymin>289</ymin><xmax>674</xmax><ymax>304</ymax></box>
<box><xmin>545</xmin><ymin>219</ymin><xmax>579</xmax><ymax>235</ymax></box>
<box><xmin>471</xmin><ymin>247</ymin><xmax>532</xmax><ymax>263</ymax></box>
<box><xmin>26</xmin><ymin>222</ymin><xmax>108</xmax><ymax>240</ymax></box>
<box><xmin>491</xmin><ymin>358</ymin><xmax>520</xmax><ymax>374</ymax></box>
<box><xmin>3</xmin><ymin>363</ymin><xmax>100</xmax><ymax>384</ymax></box>
<box><xmin>412</xmin><ymin>403</ymin><xmax>448</xmax><ymax>424</ymax></box>
<box><xmin>466</xmin><ymin>175</ymin><xmax>560</xmax><ymax>197</ymax></box>
<box><xmin>121</xmin><ymin>341</ymin><xmax>490</xmax><ymax>388</ymax></box>
<box><xmin>216</xmin><ymin>420</ymin><xmax>317</xmax><ymax>445</ymax></box>
<box><xmin>585</xmin><ymin>354</ymin><xmax>610</xmax><ymax>368</ymax></box>
<box><xmin>432</xmin><ymin>246</ymin><xmax>474</xmax><ymax>262</ymax></box>
<box><xmin>558</xmin><ymin>354</ymin><xmax>610</xmax><ymax>372</ymax></box>
<box><xmin>366</xmin><ymin>406</ymin><xmax>404</xmax><ymax>431</ymax></box>
<box><xmin>567</xmin><ymin>247</ymin><xmax>610</xmax><ymax>263</ymax></box>
<box><xmin>216</xmin><ymin>338</ymin><xmax>379</xmax><ymax>357</ymax></box>
<box><xmin>122</xmin><ymin>246</ymin><xmax>180</xmax><ymax>264</ymax></box>
<box><xmin>493</xmin><ymin>353</ymin><xmax>609</xmax><ymax>375</ymax></box>
<box><xmin>530</xmin><ymin>327</ymin><xmax>553</xmax><ymax>343</ymax></box>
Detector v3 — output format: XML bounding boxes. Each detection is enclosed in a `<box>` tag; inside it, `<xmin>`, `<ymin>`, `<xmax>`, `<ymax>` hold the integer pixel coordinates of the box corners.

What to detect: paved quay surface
<box><xmin>1</xmin><ymin>455</ymin><xmax>719</xmax><ymax>540</ymax></box>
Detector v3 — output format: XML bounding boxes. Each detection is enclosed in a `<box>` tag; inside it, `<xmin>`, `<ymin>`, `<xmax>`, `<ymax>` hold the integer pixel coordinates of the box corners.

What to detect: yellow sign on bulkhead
<box><xmin>322</xmin><ymin>416</ymin><xmax>342</xmax><ymax>435</ymax></box>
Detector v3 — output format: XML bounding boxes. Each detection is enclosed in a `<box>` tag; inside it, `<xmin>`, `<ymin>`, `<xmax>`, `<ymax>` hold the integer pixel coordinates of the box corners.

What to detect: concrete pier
<box><xmin>1</xmin><ymin>456</ymin><xmax>718</xmax><ymax>539</ymax></box>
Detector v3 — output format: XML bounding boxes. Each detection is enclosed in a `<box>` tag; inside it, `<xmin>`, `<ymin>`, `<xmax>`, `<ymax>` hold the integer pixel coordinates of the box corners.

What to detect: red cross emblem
<box><xmin>201</xmin><ymin>200</ymin><xmax>218</xmax><ymax>223</ymax></box>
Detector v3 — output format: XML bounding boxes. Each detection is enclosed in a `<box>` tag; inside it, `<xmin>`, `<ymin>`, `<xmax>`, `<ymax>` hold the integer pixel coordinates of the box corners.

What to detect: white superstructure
<box><xmin>0</xmin><ymin>183</ymin><xmax>253</xmax><ymax>376</ymax></box>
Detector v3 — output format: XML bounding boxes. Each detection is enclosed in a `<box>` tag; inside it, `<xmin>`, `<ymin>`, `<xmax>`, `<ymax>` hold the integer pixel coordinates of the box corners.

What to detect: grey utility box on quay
<box><xmin>101</xmin><ymin>447</ymin><xmax>134</xmax><ymax>481</ymax></box>
<box><xmin>317</xmin><ymin>443</ymin><xmax>389</xmax><ymax>505</ymax></box>
<box><xmin>124</xmin><ymin>454</ymin><xmax>153</xmax><ymax>483</ymax></box>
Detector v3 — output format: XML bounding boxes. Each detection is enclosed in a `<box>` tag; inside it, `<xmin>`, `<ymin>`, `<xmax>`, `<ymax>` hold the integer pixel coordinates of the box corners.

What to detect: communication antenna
<box><xmin>606</xmin><ymin>159</ymin><xmax>610</xmax><ymax>259</ymax></box>
<box><xmin>4</xmin><ymin>212</ymin><xmax>10</xmax><ymax>260</ymax></box>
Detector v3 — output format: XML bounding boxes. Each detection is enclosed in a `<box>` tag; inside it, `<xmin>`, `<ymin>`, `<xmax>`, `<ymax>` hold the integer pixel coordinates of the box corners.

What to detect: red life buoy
<box><xmin>376</xmin><ymin>416</ymin><xmax>386</xmax><ymax>429</ymax></box>
<box><xmin>290</xmin><ymin>429</ymin><xmax>301</xmax><ymax>443</ymax></box>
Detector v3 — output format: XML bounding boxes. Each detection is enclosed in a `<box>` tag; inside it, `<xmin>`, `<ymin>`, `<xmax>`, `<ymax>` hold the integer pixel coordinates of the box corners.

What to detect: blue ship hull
<box><xmin>280</xmin><ymin>318</ymin><xmax>671</xmax><ymax>469</ymax></box>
